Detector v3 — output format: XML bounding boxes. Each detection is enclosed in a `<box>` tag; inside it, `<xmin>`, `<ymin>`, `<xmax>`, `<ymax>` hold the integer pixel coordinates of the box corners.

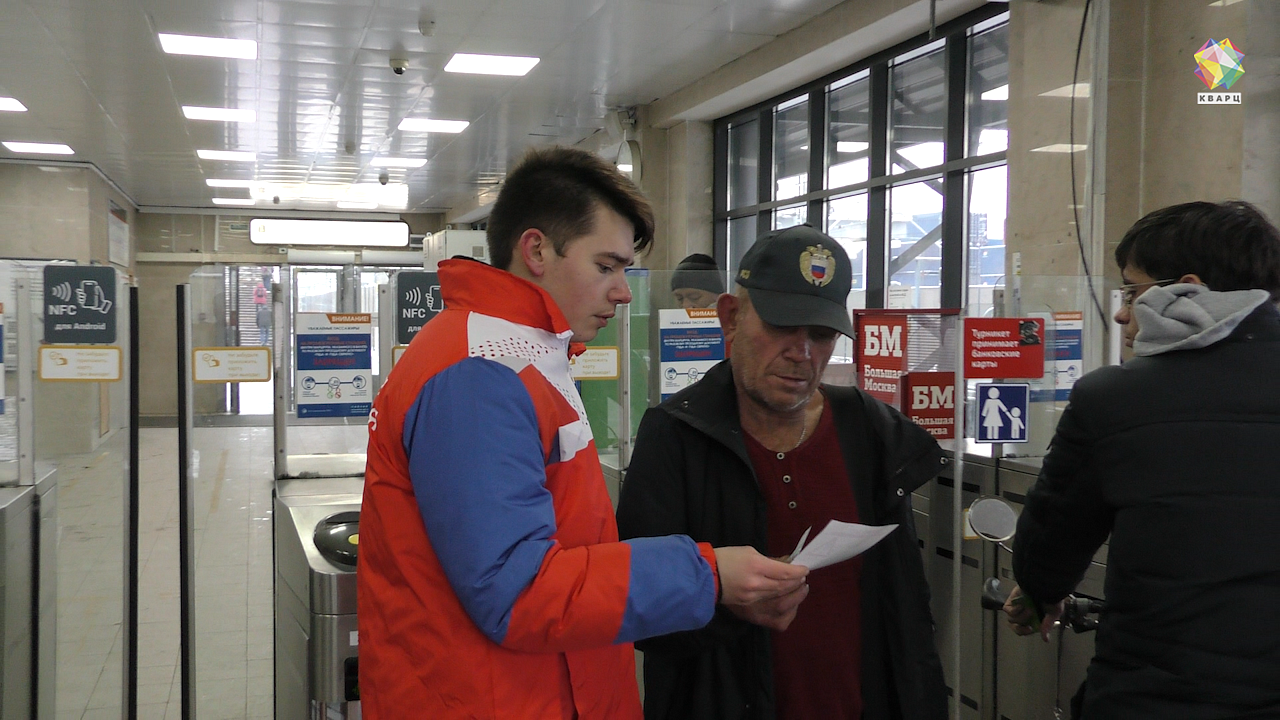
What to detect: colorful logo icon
<box><xmin>1194</xmin><ymin>38</ymin><xmax>1245</xmax><ymax>90</ymax></box>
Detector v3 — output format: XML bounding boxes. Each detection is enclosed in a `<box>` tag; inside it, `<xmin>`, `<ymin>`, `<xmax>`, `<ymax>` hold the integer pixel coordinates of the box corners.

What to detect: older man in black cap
<box><xmin>618</xmin><ymin>224</ymin><xmax>948</xmax><ymax>720</ymax></box>
<box><xmin>670</xmin><ymin>252</ymin><xmax>726</xmax><ymax>308</ymax></box>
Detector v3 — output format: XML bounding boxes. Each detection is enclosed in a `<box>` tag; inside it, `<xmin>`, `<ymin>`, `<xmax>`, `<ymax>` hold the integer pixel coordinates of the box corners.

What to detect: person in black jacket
<box><xmin>1005</xmin><ymin>200</ymin><xmax>1280</xmax><ymax>719</ymax></box>
<box><xmin>618</xmin><ymin>224</ymin><xmax>948</xmax><ymax>720</ymax></box>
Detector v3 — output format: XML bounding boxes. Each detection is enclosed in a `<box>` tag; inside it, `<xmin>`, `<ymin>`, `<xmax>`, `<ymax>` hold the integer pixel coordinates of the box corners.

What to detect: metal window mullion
<box><xmin>808</xmin><ymin>87</ymin><xmax>826</xmax><ymax>226</ymax></box>
<box><xmin>757</xmin><ymin>108</ymin><xmax>774</xmax><ymax>236</ymax></box>
<box><xmin>866</xmin><ymin>61</ymin><xmax>890</xmax><ymax>308</ymax></box>
<box><xmin>941</xmin><ymin>34</ymin><xmax>970</xmax><ymax>308</ymax></box>
<box><xmin>713</xmin><ymin>121</ymin><xmax>730</xmax><ymax>266</ymax></box>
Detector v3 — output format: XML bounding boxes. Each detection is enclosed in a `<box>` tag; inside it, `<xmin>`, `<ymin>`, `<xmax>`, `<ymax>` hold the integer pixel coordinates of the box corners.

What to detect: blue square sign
<box><xmin>975</xmin><ymin>383</ymin><xmax>1030</xmax><ymax>443</ymax></box>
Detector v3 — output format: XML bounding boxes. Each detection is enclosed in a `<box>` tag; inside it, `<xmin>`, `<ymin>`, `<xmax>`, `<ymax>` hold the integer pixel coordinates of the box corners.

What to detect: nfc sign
<box><xmin>44</xmin><ymin>265</ymin><xmax>117</xmax><ymax>344</ymax></box>
<box><xmin>900</xmin><ymin>372</ymin><xmax>955</xmax><ymax>439</ymax></box>
<box><xmin>396</xmin><ymin>271</ymin><xmax>443</xmax><ymax>345</ymax></box>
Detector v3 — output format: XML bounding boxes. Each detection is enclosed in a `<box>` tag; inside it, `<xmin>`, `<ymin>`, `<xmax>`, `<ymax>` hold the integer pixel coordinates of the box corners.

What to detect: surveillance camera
<box><xmin>378</xmin><ymin>170</ymin><xmax>390</xmax><ymax>186</ymax></box>
<box><xmin>390</xmin><ymin>58</ymin><xmax>408</xmax><ymax>75</ymax></box>
<box><xmin>272</xmin><ymin>195</ymin><xmax>281</xmax><ymax>205</ymax></box>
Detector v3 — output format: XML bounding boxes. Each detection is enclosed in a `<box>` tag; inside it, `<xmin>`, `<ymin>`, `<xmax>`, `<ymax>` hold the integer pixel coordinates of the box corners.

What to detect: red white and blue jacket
<box><xmin>358</xmin><ymin>258</ymin><xmax>719</xmax><ymax>719</ymax></box>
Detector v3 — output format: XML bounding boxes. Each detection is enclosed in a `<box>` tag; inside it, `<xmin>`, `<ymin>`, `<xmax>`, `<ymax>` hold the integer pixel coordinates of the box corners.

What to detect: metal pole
<box><xmin>950</xmin><ymin>315</ymin><xmax>967</xmax><ymax>719</ymax></box>
<box><xmin>176</xmin><ymin>284</ymin><xmax>196</xmax><ymax>720</ymax></box>
<box><xmin>377</xmin><ymin>282</ymin><xmax>393</xmax><ymax>393</ymax></box>
<box><xmin>273</xmin><ymin>281</ymin><xmax>288</xmax><ymax>480</ymax></box>
<box><xmin>16</xmin><ymin>280</ymin><xmax>34</xmax><ymax>485</ymax></box>
<box><xmin>124</xmin><ymin>285</ymin><xmax>139</xmax><ymax>720</ymax></box>
<box><xmin>617</xmin><ymin>299</ymin><xmax>632</xmax><ymax>470</ymax></box>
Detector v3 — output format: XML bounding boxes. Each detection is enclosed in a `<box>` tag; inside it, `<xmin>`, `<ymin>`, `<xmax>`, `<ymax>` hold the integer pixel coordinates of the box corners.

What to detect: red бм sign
<box><xmin>900</xmin><ymin>371</ymin><xmax>956</xmax><ymax>439</ymax></box>
<box><xmin>857</xmin><ymin>314</ymin><xmax>909</xmax><ymax>406</ymax></box>
<box><xmin>964</xmin><ymin>318</ymin><xmax>1045</xmax><ymax>379</ymax></box>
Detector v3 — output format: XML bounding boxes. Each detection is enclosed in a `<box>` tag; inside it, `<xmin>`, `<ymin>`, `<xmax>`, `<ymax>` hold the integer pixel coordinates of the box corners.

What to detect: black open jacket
<box><xmin>616</xmin><ymin>360</ymin><xmax>948</xmax><ymax>720</ymax></box>
<box><xmin>1013</xmin><ymin>303</ymin><xmax>1280</xmax><ymax>719</ymax></box>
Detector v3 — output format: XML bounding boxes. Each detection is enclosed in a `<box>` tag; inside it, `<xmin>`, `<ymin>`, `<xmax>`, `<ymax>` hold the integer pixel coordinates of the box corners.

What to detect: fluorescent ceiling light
<box><xmin>836</xmin><ymin>141</ymin><xmax>869</xmax><ymax>153</ymax></box>
<box><xmin>206</xmin><ymin>178</ymin><xmax>255</xmax><ymax>188</ymax></box>
<box><xmin>1030</xmin><ymin>143</ymin><xmax>1087</xmax><ymax>153</ymax></box>
<box><xmin>211</xmin><ymin>198</ymin><xmax>256</xmax><ymax>206</ymax></box>
<box><xmin>1209</xmin><ymin>0</ymin><xmax>1243</xmax><ymax>6</ymax></box>
<box><xmin>617</xmin><ymin>164</ymin><xmax>633</xmax><ymax>172</ymax></box>
<box><xmin>183</xmin><ymin>106</ymin><xmax>255</xmax><ymax>123</ymax></box>
<box><xmin>444</xmin><ymin>53</ymin><xmax>540</xmax><ymax>76</ymax></box>
<box><xmin>336</xmin><ymin>201</ymin><xmax>380</xmax><ymax>210</ymax></box>
<box><xmin>370</xmin><ymin>156</ymin><xmax>426</xmax><ymax>168</ymax></box>
<box><xmin>0</xmin><ymin>97</ymin><xmax>27</xmax><ymax>112</ymax></box>
<box><xmin>398</xmin><ymin>118</ymin><xmax>470</xmax><ymax>133</ymax></box>
<box><xmin>198</xmin><ymin>149</ymin><xmax>256</xmax><ymax>162</ymax></box>
<box><xmin>159</xmin><ymin>33</ymin><xmax>257</xmax><ymax>60</ymax></box>
<box><xmin>250</xmin><ymin>218</ymin><xmax>410</xmax><ymax>247</ymax></box>
<box><xmin>3</xmin><ymin>141</ymin><xmax>74</xmax><ymax>155</ymax></box>
<box><xmin>1039</xmin><ymin>83</ymin><xmax>1090</xmax><ymax>98</ymax></box>
<box><xmin>981</xmin><ymin>84</ymin><xmax>1009</xmax><ymax>101</ymax></box>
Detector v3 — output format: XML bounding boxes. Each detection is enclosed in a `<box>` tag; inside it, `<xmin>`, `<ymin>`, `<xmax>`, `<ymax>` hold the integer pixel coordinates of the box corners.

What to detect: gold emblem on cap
<box><xmin>739</xmin><ymin>269</ymin><xmax>751</xmax><ymax>280</ymax></box>
<box><xmin>799</xmin><ymin>245</ymin><xmax>836</xmax><ymax>287</ymax></box>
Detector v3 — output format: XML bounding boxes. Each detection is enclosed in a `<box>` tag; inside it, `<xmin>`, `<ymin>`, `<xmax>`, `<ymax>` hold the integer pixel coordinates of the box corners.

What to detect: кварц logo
<box><xmin>1195</xmin><ymin>38</ymin><xmax>1244</xmax><ymax>105</ymax></box>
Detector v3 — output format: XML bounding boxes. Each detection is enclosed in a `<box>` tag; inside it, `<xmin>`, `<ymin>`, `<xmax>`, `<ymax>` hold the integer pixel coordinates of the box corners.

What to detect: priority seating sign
<box><xmin>44</xmin><ymin>265</ymin><xmax>117</xmax><ymax>344</ymax></box>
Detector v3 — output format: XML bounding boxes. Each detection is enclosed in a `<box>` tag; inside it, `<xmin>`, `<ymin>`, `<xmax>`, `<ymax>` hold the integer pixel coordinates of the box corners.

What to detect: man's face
<box><xmin>1114</xmin><ymin>265</ymin><xmax>1161</xmax><ymax>349</ymax></box>
<box><xmin>721</xmin><ymin>295</ymin><xmax>837</xmax><ymax>414</ymax></box>
<box><xmin>539</xmin><ymin>205</ymin><xmax>635</xmax><ymax>343</ymax></box>
<box><xmin>673</xmin><ymin>287</ymin><xmax>718</xmax><ymax>309</ymax></box>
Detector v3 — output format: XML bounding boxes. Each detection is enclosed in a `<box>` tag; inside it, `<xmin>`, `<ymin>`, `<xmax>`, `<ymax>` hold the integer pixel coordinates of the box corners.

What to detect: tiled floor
<box><xmin>54</xmin><ymin>421</ymin><xmax>369</xmax><ymax>720</ymax></box>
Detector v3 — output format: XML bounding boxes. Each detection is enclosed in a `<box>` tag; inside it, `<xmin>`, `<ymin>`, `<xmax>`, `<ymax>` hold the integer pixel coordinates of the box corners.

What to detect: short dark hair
<box><xmin>1114</xmin><ymin>200</ymin><xmax>1280</xmax><ymax>301</ymax></box>
<box><xmin>486</xmin><ymin>146</ymin><xmax>654</xmax><ymax>271</ymax></box>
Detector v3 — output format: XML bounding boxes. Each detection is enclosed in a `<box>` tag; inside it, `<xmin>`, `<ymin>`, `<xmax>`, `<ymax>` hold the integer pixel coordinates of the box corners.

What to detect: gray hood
<box><xmin>1132</xmin><ymin>283</ymin><xmax>1271</xmax><ymax>356</ymax></box>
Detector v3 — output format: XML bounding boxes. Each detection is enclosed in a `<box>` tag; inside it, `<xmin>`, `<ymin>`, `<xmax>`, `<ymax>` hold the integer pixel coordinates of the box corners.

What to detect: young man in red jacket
<box><xmin>359</xmin><ymin>146</ymin><xmax>808</xmax><ymax>719</ymax></box>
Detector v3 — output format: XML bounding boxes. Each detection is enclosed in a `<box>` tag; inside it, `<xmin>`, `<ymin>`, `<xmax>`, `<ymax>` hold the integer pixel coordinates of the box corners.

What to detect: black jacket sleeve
<box><xmin>1012</xmin><ymin>383</ymin><xmax>1115</xmax><ymax>605</ymax></box>
<box><xmin>616</xmin><ymin>408</ymin><xmax>753</xmax><ymax>657</ymax></box>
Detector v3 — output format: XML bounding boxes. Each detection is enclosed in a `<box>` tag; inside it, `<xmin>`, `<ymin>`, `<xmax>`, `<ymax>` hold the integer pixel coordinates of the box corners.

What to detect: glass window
<box><xmin>827</xmin><ymin>72</ymin><xmax>871</xmax><ymax>189</ymax></box>
<box><xmin>890</xmin><ymin>40</ymin><xmax>947</xmax><ymax>175</ymax></box>
<box><xmin>774</xmin><ymin>204</ymin><xmax>807</xmax><ymax>230</ymax></box>
<box><xmin>888</xmin><ymin>179</ymin><xmax>944</xmax><ymax>308</ymax></box>
<box><xmin>773</xmin><ymin>96</ymin><xmax>809</xmax><ymax>201</ymax></box>
<box><xmin>967</xmin><ymin>165</ymin><xmax>1007</xmax><ymax>316</ymax></box>
<box><xmin>296</xmin><ymin>269</ymin><xmax>338</xmax><ymax>312</ymax></box>
<box><xmin>969</xmin><ymin>22</ymin><xmax>1009</xmax><ymax>155</ymax></box>
<box><xmin>826</xmin><ymin>193</ymin><xmax>868</xmax><ymax>299</ymax></box>
<box><xmin>728</xmin><ymin>119</ymin><xmax>759</xmax><ymax>209</ymax></box>
<box><xmin>727</xmin><ymin>215</ymin><xmax>759</xmax><ymax>282</ymax></box>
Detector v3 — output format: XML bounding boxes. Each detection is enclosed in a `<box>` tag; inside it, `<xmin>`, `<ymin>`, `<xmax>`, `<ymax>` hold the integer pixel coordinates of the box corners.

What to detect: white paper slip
<box><xmin>788</xmin><ymin>526</ymin><xmax>812</xmax><ymax>561</ymax></box>
<box><xmin>789</xmin><ymin>520</ymin><xmax>898</xmax><ymax>571</ymax></box>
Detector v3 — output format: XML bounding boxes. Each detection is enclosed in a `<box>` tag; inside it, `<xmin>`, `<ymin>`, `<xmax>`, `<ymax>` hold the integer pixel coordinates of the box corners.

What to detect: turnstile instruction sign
<box><xmin>974</xmin><ymin>383</ymin><xmax>1030</xmax><ymax>443</ymax></box>
<box><xmin>964</xmin><ymin>317</ymin><xmax>1044</xmax><ymax>379</ymax></box>
<box><xmin>570</xmin><ymin>347</ymin><xmax>619</xmax><ymax>380</ymax></box>
<box><xmin>296</xmin><ymin>313</ymin><xmax>372</xmax><ymax>418</ymax></box>
<box><xmin>192</xmin><ymin>347</ymin><xmax>272</xmax><ymax>383</ymax></box>
<box><xmin>396</xmin><ymin>271</ymin><xmax>443</xmax><ymax>345</ymax></box>
<box><xmin>38</xmin><ymin>345</ymin><xmax>122</xmax><ymax>382</ymax></box>
<box><xmin>44</xmin><ymin>265</ymin><xmax>117</xmax><ymax>344</ymax></box>
<box><xmin>659</xmin><ymin>309</ymin><xmax>724</xmax><ymax>400</ymax></box>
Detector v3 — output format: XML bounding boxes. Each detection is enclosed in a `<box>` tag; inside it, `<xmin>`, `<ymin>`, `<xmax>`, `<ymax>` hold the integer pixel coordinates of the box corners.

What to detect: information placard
<box><xmin>38</xmin><ymin>345</ymin><xmax>122</xmax><ymax>382</ymax></box>
<box><xmin>900</xmin><ymin>371</ymin><xmax>955</xmax><ymax>439</ymax></box>
<box><xmin>395</xmin><ymin>271</ymin><xmax>443</xmax><ymax>345</ymax></box>
<box><xmin>857</xmin><ymin>314</ymin><xmax>909</xmax><ymax>406</ymax></box>
<box><xmin>974</xmin><ymin>383</ymin><xmax>1030</xmax><ymax>443</ymax></box>
<box><xmin>570</xmin><ymin>347</ymin><xmax>619</xmax><ymax>380</ymax></box>
<box><xmin>192</xmin><ymin>347</ymin><xmax>272</xmax><ymax>383</ymax></box>
<box><xmin>659</xmin><ymin>309</ymin><xmax>724</xmax><ymax>400</ymax></box>
<box><xmin>296</xmin><ymin>313</ymin><xmax>373</xmax><ymax>418</ymax></box>
<box><xmin>964</xmin><ymin>318</ymin><xmax>1045</xmax><ymax>379</ymax></box>
<box><xmin>44</xmin><ymin>265</ymin><xmax>117</xmax><ymax>344</ymax></box>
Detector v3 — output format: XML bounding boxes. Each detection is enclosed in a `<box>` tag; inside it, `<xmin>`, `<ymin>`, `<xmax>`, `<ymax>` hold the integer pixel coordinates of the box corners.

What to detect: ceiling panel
<box><xmin>0</xmin><ymin>0</ymin><xmax>849</xmax><ymax>211</ymax></box>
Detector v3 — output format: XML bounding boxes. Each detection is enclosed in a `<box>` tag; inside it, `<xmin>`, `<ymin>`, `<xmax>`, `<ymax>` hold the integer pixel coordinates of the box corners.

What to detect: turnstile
<box><xmin>274</xmin><ymin>476</ymin><xmax>362</xmax><ymax>720</ymax></box>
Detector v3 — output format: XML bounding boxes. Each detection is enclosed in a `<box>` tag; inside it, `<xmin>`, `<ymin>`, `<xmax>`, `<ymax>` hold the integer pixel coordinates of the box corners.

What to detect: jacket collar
<box><xmin>438</xmin><ymin>258</ymin><xmax>586</xmax><ymax>354</ymax></box>
<box><xmin>664</xmin><ymin>360</ymin><xmax>752</xmax><ymax>465</ymax></box>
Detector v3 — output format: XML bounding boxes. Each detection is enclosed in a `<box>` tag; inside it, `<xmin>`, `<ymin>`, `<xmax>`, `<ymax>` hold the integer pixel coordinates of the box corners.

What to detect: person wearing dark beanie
<box><xmin>671</xmin><ymin>253</ymin><xmax>725</xmax><ymax>308</ymax></box>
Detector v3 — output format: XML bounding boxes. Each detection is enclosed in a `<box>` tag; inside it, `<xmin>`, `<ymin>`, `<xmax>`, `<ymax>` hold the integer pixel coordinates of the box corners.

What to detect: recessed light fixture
<box><xmin>3</xmin><ymin>141</ymin><xmax>74</xmax><ymax>155</ymax></box>
<box><xmin>159</xmin><ymin>33</ymin><xmax>257</xmax><ymax>60</ymax></box>
<box><xmin>0</xmin><ymin>97</ymin><xmax>28</xmax><ymax>112</ymax></box>
<box><xmin>1039</xmin><ymin>83</ymin><xmax>1090</xmax><ymax>98</ymax></box>
<box><xmin>370</xmin><ymin>157</ymin><xmax>426</xmax><ymax>168</ymax></box>
<box><xmin>444</xmin><ymin>53</ymin><xmax>540</xmax><ymax>77</ymax></box>
<box><xmin>1030</xmin><ymin>143</ymin><xmax>1087</xmax><ymax>153</ymax></box>
<box><xmin>981</xmin><ymin>84</ymin><xmax>1009</xmax><ymax>101</ymax></box>
<box><xmin>336</xmin><ymin>201</ymin><xmax>380</xmax><ymax>210</ymax></box>
<box><xmin>617</xmin><ymin>164</ymin><xmax>633</xmax><ymax>172</ymax></box>
<box><xmin>198</xmin><ymin>149</ymin><xmax>257</xmax><ymax>162</ymax></box>
<box><xmin>206</xmin><ymin>178</ymin><xmax>256</xmax><ymax>188</ymax></box>
<box><xmin>183</xmin><ymin>106</ymin><xmax>255</xmax><ymax>123</ymax></box>
<box><xmin>397</xmin><ymin>118</ymin><xmax>470</xmax><ymax>133</ymax></box>
<box><xmin>1209</xmin><ymin>0</ymin><xmax>1243</xmax><ymax>6</ymax></box>
<box><xmin>211</xmin><ymin>198</ymin><xmax>256</xmax><ymax>206</ymax></box>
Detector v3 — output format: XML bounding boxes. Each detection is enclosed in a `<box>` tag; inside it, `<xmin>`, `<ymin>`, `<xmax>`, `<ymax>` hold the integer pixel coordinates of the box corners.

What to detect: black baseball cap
<box><xmin>734</xmin><ymin>224</ymin><xmax>853</xmax><ymax>337</ymax></box>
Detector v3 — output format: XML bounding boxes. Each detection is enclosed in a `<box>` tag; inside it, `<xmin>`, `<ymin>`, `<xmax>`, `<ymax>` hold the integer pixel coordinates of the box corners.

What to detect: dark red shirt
<box><xmin>744</xmin><ymin>399</ymin><xmax>863</xmax><ymax>720</ymax></box>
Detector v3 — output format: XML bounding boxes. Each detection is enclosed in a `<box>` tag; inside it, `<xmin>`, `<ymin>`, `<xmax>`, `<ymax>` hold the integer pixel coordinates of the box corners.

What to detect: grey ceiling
<box><xmin>0</xmin><ymin>0</ymin><xmax>846</xmax><ymax>213</ymax></box>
